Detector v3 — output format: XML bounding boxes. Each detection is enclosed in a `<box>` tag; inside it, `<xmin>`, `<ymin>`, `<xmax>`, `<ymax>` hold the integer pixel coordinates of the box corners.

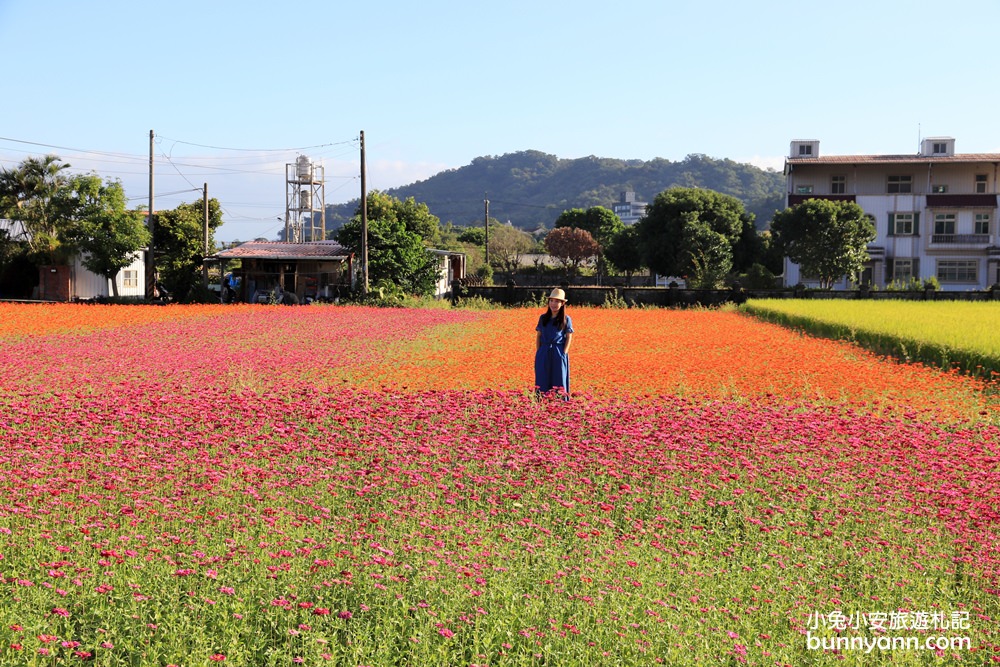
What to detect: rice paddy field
<box><xmin>743</xmin><ymin>299</ymin><xmax>1000</xmax><ymax>382</ymax></box>
<box><xmin>0</xmin><ymin>302</ymin><xmax>997</xmax><ymax>666</ymax></box>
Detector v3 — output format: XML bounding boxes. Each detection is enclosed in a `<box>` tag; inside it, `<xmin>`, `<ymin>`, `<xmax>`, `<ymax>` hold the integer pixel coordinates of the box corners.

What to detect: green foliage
<box><xmin>636</xmin><ymin>187</ymin><xmax>749</xmax><ymax>283</ymax></box>
<box><xmin>554</xmin><ymin>206</ymin><xmax>624</xmax><ymax>248</ymax></box>
<box><xmin>325</xmin><ymin>151</ymin><xmax>784</xmax><ymax>232</ymax></box>
<box><xmin>455</xmin><ymin>226</ymin><xmax>486</xmax><ymax>246</ymax></box>
<box><xmin>555</xmin><ymin>206</ymin><xmax>625</xmax><ymax>280</ymax></box>
<box><xmin>65</xmin><ymin>175</ymin><xmax>150</xmax><ymax>297</ymax></box>
<box><xmin>474</xmin><ymin>263</ymin><xmax>494</xmax><ymax>285</ymax></box>
<box><xmin>738</xmin><ymin>263</ymin><xmax>779</xmax><ymax>290</ymax></box>
<box><xmin>154</xmin><ymin>198</ymin><xmax>224</xmax><ymax>301</ymax></box>
<box><xmin>744</xmin><ymin>299</ymin><xmax>1000</xmax><ymax>380</ymax></box>
<box><xmin>487</xmin><ymin>222</ymin><xmax>535</xmax><ymax>273</ymax></box>
<box><xmin>770</xmin><ymin>199</ymin><xmax>876</xmax><ymax>289</ymax></box>
<box><xmin>603</xmin><ymin>225</ymin><xmax>645</xmax><ymax>283</ymax></box>
<box><xmin>885</xmin><ymin>277</ymin><xmax>925</xmax><ymax>292</ymax></box>
<box><xmin>0</xmin><ymin>155</ymin><xmax>74</xmax><ymax>264</ymax></box>
<box><xmin>337</xmin><ymin>193</ymin><xmax>440</xmax><ymax>297</ymax></box>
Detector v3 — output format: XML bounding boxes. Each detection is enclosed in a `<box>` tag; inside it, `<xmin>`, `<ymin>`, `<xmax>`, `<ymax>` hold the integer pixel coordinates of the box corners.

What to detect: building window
<box><xmin>975</xmin><ymin>174</ymin><xmax>988</xmax><ymax>193</ymax></box>
<box><xmin>795</xmin><ymin>185</ymin><xmax>813</xmax><ymax>195</ymax></box>
<box><xmin>975</xmin><ymin>213</ymin><xmax>991</xmax><ymax>235</ymax></box>
<box><xmin>122</xmin><ymin>270</ymin><xmax>138</xmax><ymax>288</ymax></box>
<box><xmin>799</xmin><ymin>144</ymin><xmax>813</xmax><ymax>156</ymax></box>
<box><xmin>887</xmin><ymin>175</ymin><xmax>912</xmax><ymax>193</ymax></box>
<box><xmin>892</xmin><ymin>258</ymin><xmax>914</xmax><ymax>282</ymax></box>
<box><xmin>931</xmin><ymin>185</ymin><xmax>948</xmax><ymax>193</ymax></box>
<box><xmin>831</xmin><ymin>176</ymin><xmax>846</xmax><ymax>194</ymax></box>
<box><xmin>890</xmin><ymin>213</ymin><xmax>915</xmax><ymax>235</ymax></box>
<box><xmin>932</xmin><ymin>142</ymin><xmax>948</xmax><ymax>154</ymax></box>
<box><xmin>937</xmin><ymin>260</ymin><xmax>977</xmax><ymax>282</ymax></box>
<box><xmin>934</xmin><ymin>213</ymin><xmax>956</xmax><ymax>235</ymax></box>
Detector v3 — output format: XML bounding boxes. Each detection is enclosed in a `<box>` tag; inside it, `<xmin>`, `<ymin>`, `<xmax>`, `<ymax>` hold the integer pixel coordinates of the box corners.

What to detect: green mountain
<box><xmin>326</xmin><ymin>150</ymin><xmax>786</xmax><ymax>232</ymax></box>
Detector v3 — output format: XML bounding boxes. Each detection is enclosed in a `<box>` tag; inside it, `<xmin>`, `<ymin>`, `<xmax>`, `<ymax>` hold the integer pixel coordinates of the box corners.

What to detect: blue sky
<box><xmin>3</xmin><ymin>0</ymin><xmax>999</xmax><ymax>241</ymax></box>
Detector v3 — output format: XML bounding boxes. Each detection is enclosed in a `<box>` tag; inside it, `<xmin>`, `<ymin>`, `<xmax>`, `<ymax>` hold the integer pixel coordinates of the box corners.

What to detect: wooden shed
<box><xmin>208</xmin><ymin>240</ymin><xmax>354</xmax><ymax>303</ymax></box>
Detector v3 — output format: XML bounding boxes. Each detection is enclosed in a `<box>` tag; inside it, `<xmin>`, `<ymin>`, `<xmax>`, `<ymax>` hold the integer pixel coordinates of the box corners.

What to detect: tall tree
<box><xmin>487</xmin><ymin>223</ymin><xmax>535</xmax><ymax>274</ymax></box>
<box><xmin>636</xmin><ymin>187</ymin><xmax>750</xmax><ymax>286</ymax></box>
<box><xmin>154</xmin><ymin>198</ymin><xmax>224</xmax><ymax>300</ymax></box>
<box><xmin>604</xmin><ymin>225</ymin><xmax>645</xmax><ymax>285</ymax></box>
<box><xmin>0</xmin><ymin>155</ymin><xmax>73</xmax><ymax>264</ymax></box>
<box><xmin>544</xmin><ymin>227</ymin><xmax>599</xmax><ymax>278</ymax></box>
<box><xmin>770</xmin><ymin>198</ymin><xmax>876</xmax><ymax>289</ymax></box>
<box><xmin>65</xmin><ymin>175</ymin><xmax>150</xmax><ymax>297</ymax></box>
<box><xmin>336</xmin><ymin>193</ymin><xmax>439</xmax><ymax>296</ymax></box>
<box><xmin>554</xmin><ymin>206</ymin><xmax>624</xmax><ymax>281</ymax></box>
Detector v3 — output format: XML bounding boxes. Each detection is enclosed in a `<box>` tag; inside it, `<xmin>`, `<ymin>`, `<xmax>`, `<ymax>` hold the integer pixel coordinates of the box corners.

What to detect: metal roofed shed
<box><xmin>208</xmin><ymin>240</ymin><xmax>354</xmax><ymax>303</ymax></box>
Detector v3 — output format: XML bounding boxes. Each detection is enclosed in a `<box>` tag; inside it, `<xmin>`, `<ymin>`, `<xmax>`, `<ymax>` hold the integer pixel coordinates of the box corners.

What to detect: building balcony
<box><xmin>930</xmin><ymin>234</ymin><xmax>990</xmax><ymax>245</ymax></box>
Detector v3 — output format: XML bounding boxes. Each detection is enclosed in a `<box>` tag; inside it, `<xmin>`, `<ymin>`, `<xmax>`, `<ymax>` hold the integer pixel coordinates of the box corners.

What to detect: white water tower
<box><xmin>284</xmin><ymin>155</ymin><xmax>326</xmax><ymax>243</ymax></box>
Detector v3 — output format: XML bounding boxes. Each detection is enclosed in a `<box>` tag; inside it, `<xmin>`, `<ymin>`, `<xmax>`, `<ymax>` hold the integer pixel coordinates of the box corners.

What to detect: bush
<box><xmin>475</xmin><ymin>264</ymin><xmax>494</xmax><ymax>285</ymax></box>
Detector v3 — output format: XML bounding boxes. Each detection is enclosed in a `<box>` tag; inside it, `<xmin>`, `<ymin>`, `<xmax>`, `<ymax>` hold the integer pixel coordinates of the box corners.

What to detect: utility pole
<box><xmin>484</xmin><ymin>194</ymin><xmax>489</xmax><ymax>268</ymax></box>
<box><xmin>146</xmin><ymin>130</ymin><xmax>155</xmax><ymax>300</ymax></box>
<box><xmin>202</xmin><ymin>183</ymin><xmax>209</xmax><ymax>289</ymax></box>
<box><xmin>360</xmin><ymin>131</ymin><xmax>369</xmax><ymax>294</ymax></box>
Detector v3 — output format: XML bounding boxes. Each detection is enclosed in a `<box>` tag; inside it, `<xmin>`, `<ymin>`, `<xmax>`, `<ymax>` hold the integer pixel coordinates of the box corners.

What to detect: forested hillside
<box><xmin>325</xmin><ymin>150</ymin><xmax>785</xmax><ymax>233</ymax></box>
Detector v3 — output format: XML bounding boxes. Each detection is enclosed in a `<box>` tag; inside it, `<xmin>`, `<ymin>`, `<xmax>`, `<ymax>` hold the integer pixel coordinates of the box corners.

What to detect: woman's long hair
<box><xmin>540</xmin><ymin>303</ymin><xmax>566</xmax><ymax>330</ymax></box>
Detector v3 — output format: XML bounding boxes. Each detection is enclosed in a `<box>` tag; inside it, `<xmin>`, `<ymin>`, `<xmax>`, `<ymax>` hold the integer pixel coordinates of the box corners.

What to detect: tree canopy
<box><xmin>554</xmin><ymin>206</ymin><xmax>624</xmax><ymax>248</ymax></box>
<box><xmin>487</xmin><ymin>222</ymin><xmax>535</xmax><ymax>274</ymax></box>
<box><xmin>635</xmin><ymin>187</ymin><xmax>751</xmax><ymax>287</ymax></box>
<box><xmin>544</xmin><ymin>227</ymin><xmax>600</xmax><ymax>277</ymax></box>
<box><xmin>770</xmin><ymin>198</ymin><xmax>876</xmax><ymax>289</ymax></box>
<box><xmin>603</xmin><ymin>225</ymin><xmax>645</xmax><ymax>285</ymax></box>
<box><xmin>65</xmin><ymin>175</ymin><xmax>150</xmax><ymax>297</ymax></box>
<box><xmin>0</xmin><ymin>155</ymin><xmax>74</xmax><ymax>263</ymax></box>
<box><xmin>336</xmin><ymin>192</ymin><xmax>439</xmax><ymax>296</ymax></box>
<box><xmin>154</xmin><ymin>198</ymin><xmax>224</xmax><ymax>300</ymax></box>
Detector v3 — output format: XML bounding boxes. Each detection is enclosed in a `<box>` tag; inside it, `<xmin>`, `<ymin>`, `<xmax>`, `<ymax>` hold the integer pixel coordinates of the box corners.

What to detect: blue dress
<box><xmin>534</xmin><ymin>314</ymin><xmax>574</xmax><ymax>396</ymax></box>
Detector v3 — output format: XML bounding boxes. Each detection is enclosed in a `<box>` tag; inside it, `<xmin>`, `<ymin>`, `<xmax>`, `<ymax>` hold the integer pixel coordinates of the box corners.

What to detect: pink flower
<box><xmin>338</xmin><ymin>610</ymin><xmax>352</xmax><ymax>620</ymax></box>
<box><xmin>209</xmin><ymin>655</ymin><xmax>226</xmax><ymax>662</ymax></box>
<box><xmin>438</xmin><ymin>628</ymin><xmax>455</xmax><ymax>638</ymax></box>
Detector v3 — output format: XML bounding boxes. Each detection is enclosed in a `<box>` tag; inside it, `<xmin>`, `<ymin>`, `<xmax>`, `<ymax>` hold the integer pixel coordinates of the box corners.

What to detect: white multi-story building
<box><xmin>783</xmin><ymin>138</ymin><xmax>1000</xmax><ymax>290</ymax></box>
<box><xmin>611</xmin><ymin>191</ymin><xmax>648</xmax><ymax>226</ymax></box>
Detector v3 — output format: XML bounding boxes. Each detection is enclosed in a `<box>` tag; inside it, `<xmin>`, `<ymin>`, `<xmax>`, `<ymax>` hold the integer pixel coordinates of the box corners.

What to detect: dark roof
<box><xmin>211</xmin><ymin>240</ymin><xmax>351</xmax><ymax>261</ymax></box>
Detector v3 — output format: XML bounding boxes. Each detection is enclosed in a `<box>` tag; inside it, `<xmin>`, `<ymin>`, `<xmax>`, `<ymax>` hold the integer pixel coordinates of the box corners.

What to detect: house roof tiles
<box><xmin>787</xmin><ymin>153</ymin><xmax>1000</xmax><ymax>165</ymax></box>
<box><xmin>211</xmin><ymin>240</ymin><xmax>351</xmax><ymax>261</ymax></box>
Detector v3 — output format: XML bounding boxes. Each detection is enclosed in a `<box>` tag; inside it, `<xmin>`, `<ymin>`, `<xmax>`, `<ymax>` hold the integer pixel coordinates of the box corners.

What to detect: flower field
<box><xmin>744</xmin><ymin>299</ymin><xmax>1000</xmax><ymax>381</ymax></box>
<box><xmin>0</xmin><ymin>303</ymin><xmax>998</xmax><ymax>666</ymax></box>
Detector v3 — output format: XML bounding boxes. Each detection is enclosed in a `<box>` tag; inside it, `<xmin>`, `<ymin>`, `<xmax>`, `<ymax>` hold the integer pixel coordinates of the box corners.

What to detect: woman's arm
<box><xmin>563</xmin><ymin>333</ymin><xmax>572</xmax><ymax>354</ymax></box>
<box><xmin>536</xmin><ymin>331</ymin><xmax>542</xmax><ymax>351</ymax></box>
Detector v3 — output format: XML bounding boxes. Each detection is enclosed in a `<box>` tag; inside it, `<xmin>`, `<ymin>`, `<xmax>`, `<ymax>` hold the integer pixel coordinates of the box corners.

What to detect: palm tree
<box><xmin>0</xmin><ymin>155</ymin><xmax>73</xmax><ymax>263</ymax></box>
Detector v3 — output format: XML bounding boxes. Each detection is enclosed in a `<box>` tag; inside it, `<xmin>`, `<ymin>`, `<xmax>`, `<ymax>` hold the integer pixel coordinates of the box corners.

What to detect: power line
<box><xmin>157</xmin><ymin>135</ymin><xmax>358</xmax><ymax>153</ymax></box>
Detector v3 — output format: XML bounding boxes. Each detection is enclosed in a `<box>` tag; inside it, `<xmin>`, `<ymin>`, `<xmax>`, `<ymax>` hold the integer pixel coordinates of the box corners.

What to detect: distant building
<box><xmin>0</xmin><ymin>218</ymin><xmax>146</xmax><ymax>301</ymax></box>
<box><xmin>611</xmin><ymin>191</ymin><xmax>648</xmax><ymax>226</ymax></box>
<box><xmin>784</xmin><ymin>138</ymin><xmax>1000</xmax><ymax>290</ymax></box>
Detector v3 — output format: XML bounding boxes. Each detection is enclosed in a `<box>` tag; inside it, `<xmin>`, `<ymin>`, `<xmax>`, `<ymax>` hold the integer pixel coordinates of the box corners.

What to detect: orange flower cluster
<box><xmin>358</xmin><ymin>307</ymin><xmax>993</xmax><ymax>419</ymax></box>
<box><xmin>0</xmin><ymin>303</ymin><xmax>233</xmax><ymax>339</ymax></box>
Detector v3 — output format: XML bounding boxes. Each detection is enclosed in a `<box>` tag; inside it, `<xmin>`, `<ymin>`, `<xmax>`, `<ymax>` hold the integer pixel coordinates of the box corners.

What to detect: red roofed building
<box><xmin>209</xmin><ymin>240</ymin><xmax>354</xmax><ymax>303</ymax></box>
<box><xmin>784</xmin><ymin>138</ymin><xmax>1000</xmax><ymax>290</ymax></box>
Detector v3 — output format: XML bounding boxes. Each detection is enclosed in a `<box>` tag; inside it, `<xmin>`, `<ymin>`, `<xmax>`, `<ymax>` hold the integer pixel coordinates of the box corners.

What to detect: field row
<box><xmin>0</xmin><ymin>303</ymin><xmax>997</xmax><ymax>665</ymax></box>
<box><xmin>744</xmin><ymin>299</ymin><xmax>1000</xmax><ymax>381</ymax></box>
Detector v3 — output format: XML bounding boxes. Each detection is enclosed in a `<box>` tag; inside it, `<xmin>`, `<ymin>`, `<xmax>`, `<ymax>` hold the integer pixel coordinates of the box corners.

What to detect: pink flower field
<box><xmin>0</xmin><ymin>303</ymin><xmax>997</xmax><ymax>666</ymax></box>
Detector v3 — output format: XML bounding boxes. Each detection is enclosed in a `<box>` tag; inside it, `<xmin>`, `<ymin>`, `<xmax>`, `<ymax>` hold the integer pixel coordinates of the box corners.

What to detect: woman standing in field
<box><xmin>535</xmin><ymin>288</ymin><xmax>574</xmax><ymax>399</ymax></box>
